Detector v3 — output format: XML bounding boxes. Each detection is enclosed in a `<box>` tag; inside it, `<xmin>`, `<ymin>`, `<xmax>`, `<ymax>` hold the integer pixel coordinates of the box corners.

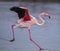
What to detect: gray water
<box><xmin>0</xmin><ymin>2</ymin><xmax>60</xmax><ymax>51</ymax></box>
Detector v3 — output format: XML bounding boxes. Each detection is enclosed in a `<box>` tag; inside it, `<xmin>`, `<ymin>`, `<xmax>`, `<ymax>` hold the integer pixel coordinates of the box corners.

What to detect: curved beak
<box><xmin>44</xmin><ymin>13</ymin><xmax>51</xmax><ymax>19</ymax></box>
<box><xmin>48</xmin><ymin>16</ymin><xmax>51</xmax><ymax>19</ymax></box>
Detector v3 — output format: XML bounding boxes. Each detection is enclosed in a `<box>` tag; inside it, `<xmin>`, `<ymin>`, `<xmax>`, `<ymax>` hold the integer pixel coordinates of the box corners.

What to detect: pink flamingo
<box><xmin>10</xmin><ymin>6</ymin><xmax>50</xmax><ymax>51</ymax></box>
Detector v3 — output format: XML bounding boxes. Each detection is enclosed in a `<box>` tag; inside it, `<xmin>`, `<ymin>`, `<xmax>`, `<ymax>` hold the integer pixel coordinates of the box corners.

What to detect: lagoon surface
<box><xmin>0</xmin><ymin>2</ymin><xmax>60</xmax><ymax>51</ymax></box>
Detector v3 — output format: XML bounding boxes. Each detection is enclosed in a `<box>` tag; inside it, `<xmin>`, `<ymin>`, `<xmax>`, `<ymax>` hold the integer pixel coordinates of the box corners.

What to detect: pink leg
<box><xmin>28</xmin><ymin>29</ymin><xmax>44</xmax><ymax>51</ymax></box>
<box><xmin>10</xmin><ymin>24</ymin><xmax>16</xmax><ymax>42</ymax></box>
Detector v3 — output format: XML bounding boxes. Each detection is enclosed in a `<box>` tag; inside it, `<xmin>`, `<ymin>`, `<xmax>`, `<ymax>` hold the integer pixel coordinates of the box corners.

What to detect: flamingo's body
<box><xmin>10</xmin><ymin>6</ymin><xmax>50</xmax><ymax>51</ymax></box>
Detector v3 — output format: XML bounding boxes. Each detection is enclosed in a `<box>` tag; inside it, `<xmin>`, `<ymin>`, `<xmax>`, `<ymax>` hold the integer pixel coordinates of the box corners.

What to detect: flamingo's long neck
<box><xmin>37</xmin><ymin>15</ymin><xmax>45</xmax><ymax>26</ymax></box>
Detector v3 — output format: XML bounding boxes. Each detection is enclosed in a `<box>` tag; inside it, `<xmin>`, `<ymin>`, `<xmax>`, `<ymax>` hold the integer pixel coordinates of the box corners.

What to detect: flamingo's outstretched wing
<box><xmin>10</xmin><ymin>6</ymin><xmax>31</xmax><ymax>21</ymax></box>
<box><xmin>10</xmin><ymin>6</ymin><xmax>25</xmax><ymax>19</ymax></box>
<box><xmin>20</xmin><ymin>7</ymin><xmax>31</xmax><ymax>22</ymax></box>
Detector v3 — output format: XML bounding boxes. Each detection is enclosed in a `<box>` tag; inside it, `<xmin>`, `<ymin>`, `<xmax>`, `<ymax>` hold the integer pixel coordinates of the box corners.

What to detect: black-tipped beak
<box><xmin>48</xmin><ymin>16</ymin><xmax>51</xmax><ymax>19</ymax></box>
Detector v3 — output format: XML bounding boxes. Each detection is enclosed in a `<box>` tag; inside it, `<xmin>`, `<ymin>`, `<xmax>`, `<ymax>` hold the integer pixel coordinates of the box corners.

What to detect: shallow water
<box><xmin>0</xmin><ymin>2</ymin><xmax>60</xmax><ymax>51</ymax></box>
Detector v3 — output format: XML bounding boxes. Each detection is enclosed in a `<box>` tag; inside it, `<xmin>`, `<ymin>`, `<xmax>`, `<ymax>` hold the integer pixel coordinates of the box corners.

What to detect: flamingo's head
<box><xmin>40</xmin><ymin>12</ymin><xmax>51</xmax><ymax>19</ymax></box>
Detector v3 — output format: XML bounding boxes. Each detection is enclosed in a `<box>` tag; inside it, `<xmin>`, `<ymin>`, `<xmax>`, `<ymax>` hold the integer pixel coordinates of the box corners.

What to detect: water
<box><xmin>0</xmin><ymin>2</ymin><xmax>60</xmax><ymax>51</ymax></box>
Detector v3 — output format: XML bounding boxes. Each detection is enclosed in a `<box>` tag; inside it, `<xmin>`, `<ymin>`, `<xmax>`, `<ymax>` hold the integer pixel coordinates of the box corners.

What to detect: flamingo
<box><xmin>10</xmin><ymin>6</ymin><xmax>50</xmax><ymax>51</ymax></box>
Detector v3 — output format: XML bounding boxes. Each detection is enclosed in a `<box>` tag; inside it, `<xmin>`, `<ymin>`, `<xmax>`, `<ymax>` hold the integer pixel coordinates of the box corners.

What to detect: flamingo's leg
<box><xmin>28</xmin><ymin>29</ymin><xmax>44</xmax><ymax>51</ymax></box>
<box><xmin>10</xmin><ymin>24</ymin><xmax>16</xmax><ymax>42</ymax></box>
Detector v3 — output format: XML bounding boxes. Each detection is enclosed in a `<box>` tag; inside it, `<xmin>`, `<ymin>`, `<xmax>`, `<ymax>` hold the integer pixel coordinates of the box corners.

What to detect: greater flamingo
<box><xmin>10</xmin><ymin>6</ymin><xmax>50</xmax><ymax>51</ymax></box>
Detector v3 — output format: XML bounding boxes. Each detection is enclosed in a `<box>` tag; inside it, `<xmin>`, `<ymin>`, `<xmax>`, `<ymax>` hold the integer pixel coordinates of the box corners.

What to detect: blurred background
<box><xmin>0</xmin><ymin>0</ymin><xmax>60</xmax><ymax>2</ymax></box>
<box><xmin>0</xmin><ymin>0</ymin><xmax>60</xmax><ymax>51</ymax></box>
